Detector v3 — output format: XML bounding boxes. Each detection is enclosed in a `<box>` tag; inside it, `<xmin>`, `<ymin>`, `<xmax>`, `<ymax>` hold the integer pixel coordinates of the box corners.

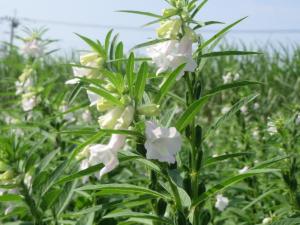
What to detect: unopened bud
<box><xmin>98</xmin><ymin>107</ymin><xmax>124</xmax><ymax>129</ymax></box>
<box><xmin>157</xmin><ymin>19</ymin><xmax>182</xmax><ymax>39</ymax></box>
<box><xmin>0</xmin><ymin>170</ymin><xmax>15</xmax><ymax>181</ymax></box>
<box><xmin>116</xmin><ymin>106</ymin><xmax>135</xmax><ymax>129</ymax></box>
<box><xmin>163</xmin><ymin>8</ymin><xmax>178</xmax><ymax>17</ymax></box>
<box><xmin>96</xmin><ymin>97</ymin><xmax>115</xmax><ymax>112</ymax></box>
<box><xmin>138</xmin><ymin>104</ymin><xmax>160</xmax><ymax>116</ymax></box>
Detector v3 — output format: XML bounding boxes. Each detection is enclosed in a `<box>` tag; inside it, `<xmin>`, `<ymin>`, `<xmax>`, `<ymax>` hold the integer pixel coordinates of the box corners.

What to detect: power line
<box><xmin>6</xmin><ymin>16</ymin><xmax>300</xmax><ymax>34</ymax></box>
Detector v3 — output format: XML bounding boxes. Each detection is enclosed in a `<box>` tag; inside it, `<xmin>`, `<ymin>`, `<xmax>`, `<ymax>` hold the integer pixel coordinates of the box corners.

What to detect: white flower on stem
<box><xmin>88</xmin><ymin>134</ymin><xmax>126</xmax><ymax>178</ymax></box>
<box><xmin>98</xmin><ymin>107</ymin><xmax>124</xmax><ymax>129</ymax></box>
<box><xmin>215</xmin><ymin>194</ymin><xmax>229</xmax><ymax>211</ymax></box>
<box><xmin>253</xmin><ymin>102</ymin><xmax>260</xmax><ymax>110</ymax></box>
<box><xmin>147</xmin><ymin>35</ymin><xmax>196</xmax><ymax>79</ymax></box>
<box><xmin>115</xmin><ymin>106</ymin><xmax>135</xmax><ymax>129</ymax></box>
<box><xmin>240</xmin><ymin>105</ymin><xmax>248</xmax><ymax>115</ymax></box>
<box><xmin>82</xmin><ymin>109</ymin><xmax>92</xmax><ymax>122</ymax></box>
<box><xmin>22</xmin><ymin>39</ymin><xmax>44</xmax><ymax>58</ymax></box>
<box><xmin>238</xmin><ymin>166</ymin><xmax>249</xmax><ymax>174</ymax></box>
<box><xmin>221</xmin><ymin>106</ymin><xmax>231</xmax><ymax>115</ymax></box>
<box><xmin>24</xmin><ymin>173</ymin><xmax>32</xmax><ymax>189</ymax></box>
<box><xmin>252</xmin><ymin>128</ymin><xmax>260</xmax><ymax>140</ymax></box>
<box><xmin>233</xmin><ymin>73</ymin><xmax>240</xmax><ymax>80</ymax></box>
<box><xmin>267</xmin><ymin>120</ymin><xmax>277</xmax><ymax>135</ymax></box>
<box><xmin>65</xmin><ymin>66</ymin><xmax>90</xmax><ymax>85</ymax></box>
<box><xmin>222</xmin><ymin>72</ymin><xmax>232</xmax><ymax>84</ymax></box>
<box><xmin>15</xmin><ymin>77</ymin><xmax>34</xmax><ymax>95</ymax></box>
<box><xmin>144</xmin><ymin>121</ymin><xmax>182</xmax><ymax>164</ymax></box>
<box><xmin>21</xmin><ymin>94</ymin><xmax>37</xmax><ymax>112</ymax></box>
<box><xmin>262</xmin><ymin>217</ymin><xmax>272</xmax><ymax>224</ymax></box>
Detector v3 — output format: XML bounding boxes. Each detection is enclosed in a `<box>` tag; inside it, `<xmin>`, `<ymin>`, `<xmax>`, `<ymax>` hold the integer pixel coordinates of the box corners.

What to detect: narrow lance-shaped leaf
<box><xmin>77</xmin><ymin>183</ymin><xmax>171</xmax><ymax>201</ymax></box>
<box><xmin>205</xmin><ymin>94</ymin><xmax>259</xmax><ymax>138</ymax></box>
<box><xmin>75</xmin><ymin>33</ymin><xmax>105</xmax><ymax>56</ymax></box>
<box><xmin>176</xmin><ymin>95</ymin><xmax>210</xmax><ymax>131</ymax></box>
<box><xmin>200</xmin><ymin>51</ymin><xmax>262</xmax><ymax>58</ymax></box>
<box><xmin>132</xmin><ymin>38</ymin><xmax>169</xmax><ymax>50</ymax></box>
<box><xmin>117</xmin><ymin>10</ymin><xmax>162</xmax><ymax>18</ymax></box>
<box><xmin>191</xmin><ymin>0</ymin><xmax>208</xmax><ymax>18</ymax></box>
<box><xmin>196</xmin><ymin>17</ymin><xmax>247</xmax><ymax>53</ymax></box>
<box><xmin>155</xmin><ymin>63</ymin><xmax>186</xmax><ymax>103</ymax></box>
<box><xmin>126</xmin><ymin>52</ymin><xmax>135</xmax><ymax>96</ymax></box>
<box><xmin>105</xmin><ymin>29</ymin><xmax>113</xmax><ymax>54</ymax></box>
<box><xmin>86</xmin><ymin>86</ymin><xmax>123</xmax><ymax>106</ymax></box>
<box><xmin>135</xmin><ymin>62</ymin><xmax>148</xmax><ymax>103</ymax></box>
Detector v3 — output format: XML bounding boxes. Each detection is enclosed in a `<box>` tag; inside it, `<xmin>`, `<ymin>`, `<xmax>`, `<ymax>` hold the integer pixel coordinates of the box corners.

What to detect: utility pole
<box><xmin>0</xmin><ymin>10</ymin><xmax>20</xmax><ymax>53</ymax></box>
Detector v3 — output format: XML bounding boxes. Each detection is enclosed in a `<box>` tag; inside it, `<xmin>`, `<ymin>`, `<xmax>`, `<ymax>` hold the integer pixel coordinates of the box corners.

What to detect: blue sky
<box><xmin>1</xmin><ymin>0</ymin><xmax>300</xmax><ymax>53</ymax></box>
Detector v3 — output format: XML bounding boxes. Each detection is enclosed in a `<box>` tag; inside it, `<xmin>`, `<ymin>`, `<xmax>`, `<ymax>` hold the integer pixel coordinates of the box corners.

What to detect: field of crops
<box><xmin>0</xmin><ymin>0</ymin><xmax>300</xmax><ymax>225</ymax></box>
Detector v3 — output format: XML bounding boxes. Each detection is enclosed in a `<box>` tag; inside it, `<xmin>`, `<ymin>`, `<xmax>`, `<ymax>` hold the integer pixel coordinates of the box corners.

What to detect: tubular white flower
<box><xmin>215</xmin><ymin>194</ymin><xmax>229</xmax><ymax>211</ymax></box>
<box><xmin>262</xmin><ymin>217</ymin><xmax>272</xmax><ymax>224</ymax></box>
<box><xmin>115</xmin><ymin>106</ymin><xmax>135</xmax><ymax>129</ymax></box>
<box><xmin>295</xmin><ymin>114</ymin><xmax>300</xmax><ymax>126</ymax></box>
<box><xmin>147</xmin><ymin>35</ymin><xmax>196</xmax><ymax>79</ymax></box>
<box><xmin>98</xmin><ymin>107</ymin><xmax>124</xmax><ymax>129</ymax></box>
<box><xmin>15</xmin><ymin>77</ymin><xmax>34</xmax><ymax>95</ymax></box>
<box><xmin>144</xmin><ymin>121</ymin><xmax>182</xmax><ymax>164</ymax></box>
<box><xmin>22</xmin><ymin>39</ymin><xmax>44</xmax><ymax>58</ymax></box>
<box><xmin>238</xmin><ymin>166</ymin><xmax>249</xmax><ymax>174</ymax></box>
<box><xmin>267</xmin><ymin>120</ymin><xmax>277</xmax><ymax>135</ymax></box>
<box><xmin>21</xmin><ymin>94</ymin><xmax>37</xmax><ymax>112</ymax></box>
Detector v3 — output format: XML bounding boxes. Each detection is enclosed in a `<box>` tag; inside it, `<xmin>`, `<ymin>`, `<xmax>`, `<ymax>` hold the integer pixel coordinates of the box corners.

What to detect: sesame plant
<box><xmin>0</xmin><ymin>0</ymin><xmax>300</xmax><ymax>225</ymax></box>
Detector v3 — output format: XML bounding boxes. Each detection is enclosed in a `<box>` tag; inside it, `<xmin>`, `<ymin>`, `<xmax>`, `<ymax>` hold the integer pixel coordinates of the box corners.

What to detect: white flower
<box><xmin>240</xmin><ymin>105</ymin><xmax>248</xmax><ymax>114</ymax></box>
<box><xmin>222</xmin><ymin>72</ymin><xmax>232</xmax><ymax>84</ymax></box>
<box><xmin>65</xmin><ymin>66</ymin><xmax>91</xmax><ymax>84</ymax></box>
<box><xmin>295</xmin><ymin>114</ymin><xmax>300</xmax><ymax>126</ymax></box>
<box><xmin>262</xmin><ymin>217</ymin><xmax>272</xmax><ymax>224</ymax></box>
<box><xmin>88</xmin><ymin>134</ymin><xmax>126</xmax><ymax>178</ymax></box>
<box><xmin>22</xmin><ymin>94</ymin><xmax>37</xmax><ymax>111</ymax></box>
<box><xmin>15</xmin><ymin>77</ymin><xmax>33</xmax><ymax>95</ymax></box>
<box><xmin>82</xmin><ymin>109</ymin><xmax>92</xmax><ymax>122</ymax></box>
<box><xmin>144</xmin><ymin>121</ymin><xmax>182</xmax><ymax>164</ymax></box>
<box><xmin>267</xmin><ymin>121</ymin><xmax>277</xmax><ymax>135</ymax></box>
<box><xmin>4</xmin><ymin>204</ymin><xmax>14</xmax><ymax>215</ymax></box>
<box><xmin>252</xmin><ymin>128</ymin><xmax>260</xmax><ymax>140</ymax></box>
<box><xmin>147</xmin><ymin>35</ymin><xmax>196</xmax><ymax>79</ymax></box>
<box><xmin>215</xmin><ymin>194</ymin><xmax>229</xmax><ymax>211</ymax></box>
<box><xmin>233</xmin><ymin>73</ymin><xmax>240</xmax><ymax>80</ymax></box>
<box><xmin>115</xmin><ymin>106</ymin><xmax>135</xmax><ymax>129</ymax></box>
<box><xmin>98</xmin><ymin>107</ymin><xmax>124</xmax><ymax>129</ymax></box>
<box><xmin>253</xmin><ymin>102</ymin><xmax>260</xmax><ymax>110</ymax></box>
<box><xmin>22</xmin><ymin>39</ymin><xmax>43</xmax><ymax>57</ymax></box>
<box><xmin>221</xmin><ymin>106</ymin><xmax>231</xmax><ymax>115</ymax></box>
<box><xmin>24</xmin><ymin>173</ymin><xmax>32</xmax><ymax>189</ymax></box>
<box><xmin>238</xmin><ymin>166</ymin><xmax>249</xmax><ymax>174</ymax></box>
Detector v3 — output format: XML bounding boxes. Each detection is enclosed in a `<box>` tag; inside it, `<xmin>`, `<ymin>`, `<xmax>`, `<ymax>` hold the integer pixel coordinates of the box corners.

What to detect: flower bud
<box><xmin>184</xmin><ymin>26</ymin><xmax>198</xmax><ymax>42</ymax></box>
<box><xmin>98</xmin><ymin>107</ymin><xmax>124</xmax><ymax>129</ymax></box>
<box><xmin>0</xmin><ymin>170</ymin><xmax>15</xmax><ymax>181</ymax></box>
<box><xmin>116</xmin><ymin>106</ymin><xmax>135</xmax><ymax>129</ymax></box>
<box><xmin>80</xmin><ymin>52</ymin><xmax>101</xmax><ymax>65</ymax></box>
<box><xmin>19</xmin><ymin>66</ymin><xmax>34</xmax><ymax>82</ymax></box>
<box><xmin>96</xmin><ymin>97</ymin><xmax>115</xmax><ymax>112</ymax></box>
<box><xmin>138</xmin><ymin>104</ymin><xmax>160</xmax><ymax>116</ymax></box>
<box><xmin>162</xmin><ymin>8</ymin><xmax>178</xmax><ymax>17</ymax></box>
<box><xmin>157</xmin><ymin>19</ymin><xmax>182</xmax><ymax>39</ymax></box>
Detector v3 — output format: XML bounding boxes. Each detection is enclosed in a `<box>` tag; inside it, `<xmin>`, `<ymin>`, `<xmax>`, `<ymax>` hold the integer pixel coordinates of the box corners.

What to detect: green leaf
<box><xmin>75</xmin><ymin>212</ymin><xmax>95</xmax><ymax>225</ymax></box>
<box><xmin>0</xmin><ymin>194</ymin><xmax>23</xmax><ymax>202</ymax></box>
<box><xmin>115</xmin><ymin>42</ymin><xmax>124</xmax><ymax>71</ymax></box>
<box><xmin>203</xmin><ymin>152</ymin><xmax>254</xmax><ymax>167</ymax></box>
<box><xmin>155</xmin><ymin>63</ymin><xmax>186</xmax><ymax>103</ymax></box>
<box><xmin>132</xmin><ymin>38</ymin><xmax>169</xmax><ymax>50</ymax></box>
<box><xmin>205</xmin><ymin>80</ymin><xmax>262</xmax><ymax>96</ymax></box>
<box><xmin>103</xmin><ymin>211</ymin><xmax>172</xmax><ymax>224</ymax></box>
<box><xmin>76</xmin><ymin>184</ymin><xmax>171</xmax><ymax>200</ymax></box>
<box><xmin>126</xmin><ymin>52</ymin><xmax>135</xmax><ymax>96</ymax></box>
<box><xmin>252</xmin><ymin>155</ymin><xmax>290</xmax><ymax>169</ymax></box>
<box><xmin>191</xmin><ymin>0</ymin><xmax>208</xmax><ymax>18</ymax></box>
<box><xmin>200</xmin><ymin>51</ymin><xmax>262</xmax><ymax>58</ymax></box>
<box><xmin>176</xmin><ymin>95</ymin><xmax>210</xmax><ymax>131</ymax></box>
<box><xmin>105</xmin><ymin>29</ymin><xmax>113</xmax><ymax>54</ymax></box>
<box><xmin>86</xmin><ymin>86</ymin><xmax>123</xmax><ymax>106</ymax></box>
<box><xmin>37</xmin><ymin>149</ymin><xmax>59</xmax><ymax>173</ymax></box>
<box><xmin>197</xmin><ymin>17</ymin><xmax>247</xmax><ymax>53</ymax></box>
<box><xmin>75</xmin><ymin>33</ymin><xmax>105</xmax><ymax>56</ymax></box>
<box><xmin>117</xmin><ymin>10</ymin><xmax>162</xmax><ymax>18</ymax></box>
<box><xmin>55</xmin><ymin>180</ymin><xmax>78</xmax><ymax>216</ymax></box>
<box><xmin>191</xmin><ymin>169</ymin><xmax>279</xmax><ymax>210</ymax></box>
<box><xmin>205</xmin><ymin>94</ymin><xmax>259</xmax><ymax>138</ymax></box>
<box><xmin>242</xmin><ymin>188</ymin><xmax>278</xmax><ymax>211</ymax></box>
<box><xmin>68</xmin><ymin>83</ymin><xmax>83</xmax><ymax>105</ymax></box>
<box><xmin>270</xmin><ymin>218</ymin><xmax>300</xmax><ymax>225</ymax></box>
<box><xmin>135</xmin><ymin>62</ymin><xmax>148</xmax><ymax>103</ymax></box>
<box><xmin>55</xmin><ymin>163</ymin><xmax>102</xmax><ymax>185</ymax></box>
